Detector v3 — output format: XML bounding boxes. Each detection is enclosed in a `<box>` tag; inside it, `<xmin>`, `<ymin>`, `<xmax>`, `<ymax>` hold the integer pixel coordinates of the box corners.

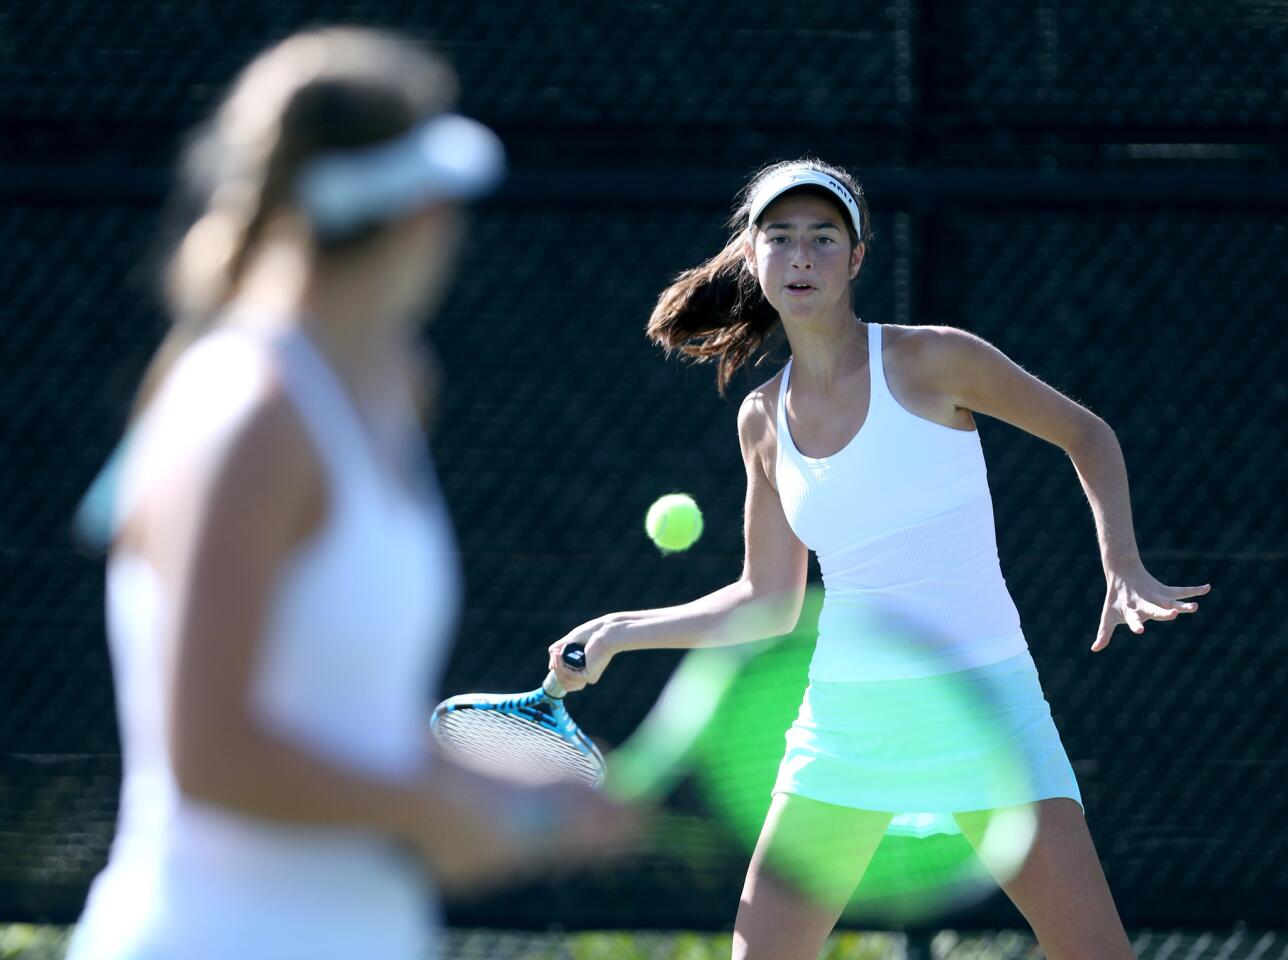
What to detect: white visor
<box><xmin>747</xmin><ymin>167</ymin><xmax>862</xmax><ymax>239</ymax></box>
<box><xmin>295</xmin><ymin>113</ymin><xmax>505</xmax><ymax>237</ymax></box>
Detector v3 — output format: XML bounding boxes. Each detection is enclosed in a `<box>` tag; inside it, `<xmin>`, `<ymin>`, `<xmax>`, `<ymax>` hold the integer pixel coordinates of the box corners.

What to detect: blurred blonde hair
<box><xmin>138</xmin><ymin>27</ymin><xmax>456</xmax><ymax>413</ymax></box>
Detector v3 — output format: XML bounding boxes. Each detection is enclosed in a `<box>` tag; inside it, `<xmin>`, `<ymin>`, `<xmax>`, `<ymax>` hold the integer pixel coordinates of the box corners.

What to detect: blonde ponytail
<box><xmin>133</xmin><ymin>27</ymin><xmax>456</xmax><ymax>418</ymax></box>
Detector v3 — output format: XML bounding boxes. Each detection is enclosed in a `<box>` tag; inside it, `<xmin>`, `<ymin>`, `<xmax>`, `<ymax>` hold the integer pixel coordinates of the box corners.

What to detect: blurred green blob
<box><xmin>690</xmin><ymin>588</ymin><xmax>1036</xmax><ymax>925</ymax></box>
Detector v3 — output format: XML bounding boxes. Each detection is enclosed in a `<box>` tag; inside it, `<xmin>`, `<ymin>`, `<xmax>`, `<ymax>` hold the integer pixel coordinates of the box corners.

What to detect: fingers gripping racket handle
<box><xmin>542</xmin><ymin>643</ymin><xmax>587</xmax><ymax>699</ymax></box>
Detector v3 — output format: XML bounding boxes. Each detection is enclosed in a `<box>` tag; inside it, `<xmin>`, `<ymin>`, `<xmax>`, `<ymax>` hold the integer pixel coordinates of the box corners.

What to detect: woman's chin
<box><xmin>776</xmin><ymin>298</ymin><xmax>841</xmax><ymax>324</ymax></box>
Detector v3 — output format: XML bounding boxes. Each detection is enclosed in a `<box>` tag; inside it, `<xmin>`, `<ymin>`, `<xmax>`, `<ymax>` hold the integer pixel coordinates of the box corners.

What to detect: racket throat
<box><xmin>542</xmin><ymin>671</ymin><xmax>568</xmax><ymax>699</ymax></box>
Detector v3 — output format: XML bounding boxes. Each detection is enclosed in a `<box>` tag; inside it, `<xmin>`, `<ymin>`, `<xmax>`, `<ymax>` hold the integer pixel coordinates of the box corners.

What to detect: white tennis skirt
<box><xmin>772</xmin><ymin>648</ymin><xmax>1081</xmax><ymax>838</ymax></box>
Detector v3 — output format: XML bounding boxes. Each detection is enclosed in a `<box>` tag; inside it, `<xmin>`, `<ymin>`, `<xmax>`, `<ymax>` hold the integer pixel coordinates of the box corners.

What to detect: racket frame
<box><xmin>429</xmin><ymin>649</ymin><xmax>606</xmax><ymax>787</ymax></box>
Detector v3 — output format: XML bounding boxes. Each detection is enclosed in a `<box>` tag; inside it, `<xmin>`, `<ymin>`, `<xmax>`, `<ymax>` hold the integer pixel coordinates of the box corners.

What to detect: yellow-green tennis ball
<box><xmin>646</xmin><ymin>493</ymin><xmax>704</xmax><ymax>553</ymax></box>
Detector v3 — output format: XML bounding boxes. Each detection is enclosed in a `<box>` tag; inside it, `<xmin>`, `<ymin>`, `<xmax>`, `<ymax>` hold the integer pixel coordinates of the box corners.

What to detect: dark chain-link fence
<box><xmin>1</xmin><ymin>0</ymin><xmax>1285</xmax><ymax>945</ymax></box>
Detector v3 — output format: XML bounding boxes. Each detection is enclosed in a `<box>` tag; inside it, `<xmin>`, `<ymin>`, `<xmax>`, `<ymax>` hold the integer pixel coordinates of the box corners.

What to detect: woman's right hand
<box><xmin>547</xmin><ymin>617</ymin><xmax>629</xmax><ymax>693</ymax></box>
<box><xmin>410</xmin><ymin>758</ymin><xmax>638</xmax><ymax>892</ymax></box>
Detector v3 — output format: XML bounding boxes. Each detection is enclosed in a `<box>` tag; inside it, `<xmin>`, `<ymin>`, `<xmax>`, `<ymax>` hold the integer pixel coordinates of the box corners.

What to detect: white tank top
<box><xmin>72</xmin><ymin>322</ymin><xmax>459</xmax><ymax>960</ymax></box>
<box><xmin>775</xmin><ymin>323</ymin><xmax>1027</xmax><ymax>682</ymax></box>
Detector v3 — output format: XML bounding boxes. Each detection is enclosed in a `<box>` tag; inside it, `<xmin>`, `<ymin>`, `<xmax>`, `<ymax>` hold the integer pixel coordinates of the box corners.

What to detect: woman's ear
<box><xmin>849</xmin><ymin>240</ymin><xmax>866</xmax><ymax>280</ymax></box>
<box><xmin>743</xmin><ymin>238</ymin><xmax>757</xmax><ymax>276</ymax></box>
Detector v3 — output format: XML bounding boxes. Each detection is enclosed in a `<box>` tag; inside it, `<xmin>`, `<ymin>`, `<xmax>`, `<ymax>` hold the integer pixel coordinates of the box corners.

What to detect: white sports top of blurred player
<box><xmin>71</xmin><ymin>319</ymin><xmax>460</xmax><ymax>959</ymax></box>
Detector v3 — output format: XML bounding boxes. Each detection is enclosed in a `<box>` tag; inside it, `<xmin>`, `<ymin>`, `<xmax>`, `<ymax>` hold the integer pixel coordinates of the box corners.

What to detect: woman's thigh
<box><xmin>733</xmin><ymin>793</ymin><xmax>893</xmax><ymax>960</ymax></box>
<box><xmin>953</xmin><ymin>799</ymin><xmax>1134</xmax><ymax>960</ymax></box>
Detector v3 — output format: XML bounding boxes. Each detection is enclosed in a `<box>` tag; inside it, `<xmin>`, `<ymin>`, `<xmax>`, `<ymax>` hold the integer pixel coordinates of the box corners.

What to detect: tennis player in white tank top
<box><xmin>69</xmin><ymin>28</ymin><xmax>630</xmax><ymax>960</ymax></box>
<box><xmin>549</xmin><ymin>160</ymin><xmax>1210</xmax><ymax>960</ymax></box>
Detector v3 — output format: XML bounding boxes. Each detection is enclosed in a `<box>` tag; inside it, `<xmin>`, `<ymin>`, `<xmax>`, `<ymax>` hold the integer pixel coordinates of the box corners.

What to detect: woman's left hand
<box><xmin>1093</xmin><ymin>561</ymin><xmax>1210</xmax><ymax>652</ymax></box>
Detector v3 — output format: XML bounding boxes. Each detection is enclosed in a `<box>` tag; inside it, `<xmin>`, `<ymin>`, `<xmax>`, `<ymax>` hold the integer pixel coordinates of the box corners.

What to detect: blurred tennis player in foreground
<box><xmin>68</xmin><ymin>27</ymin><xmax>630</xmax><ymax>960</ymax></box>
<box><xmin>551</xmin><ymin>159</ymin><xmax>1209</xmax><ymax>959</ymax></box>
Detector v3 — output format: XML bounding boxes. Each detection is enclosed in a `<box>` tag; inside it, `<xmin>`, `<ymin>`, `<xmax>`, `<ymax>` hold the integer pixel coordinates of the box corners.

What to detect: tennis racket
<box><xmin>428</xmin><ymin>637</ymin><xmax>766</xmax><ymax>801</ymax></box>
<box><xmin>430</xmin><ymin>646</ymin><xmax>606</xmax><ymax>788</ymax></box>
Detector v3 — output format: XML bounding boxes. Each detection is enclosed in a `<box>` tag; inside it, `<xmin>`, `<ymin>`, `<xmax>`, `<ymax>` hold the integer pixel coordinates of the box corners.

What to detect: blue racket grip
<box><xmin>562</xmin><ymin>643</ymin><xmax>586</xmax><ymax>670</ymax></box>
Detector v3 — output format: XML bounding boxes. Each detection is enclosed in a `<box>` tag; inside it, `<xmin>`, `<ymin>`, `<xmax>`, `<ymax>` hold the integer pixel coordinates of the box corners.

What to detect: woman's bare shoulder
<box><xmin>736</xmin><ymin>369</ymin><xmax>785</xmax><ymax>471</ymax></box>
<box><xmin>882</xmin><ymin>323</ymin><xmax>991</xmax><ymax>378</ymax></box>
<box><xmin>886</xmin><ymin>323</ymin><xmax>984</xmax><ymax>358</ymax></box>
<box><xmin>882</xmin><ymin>322</ymin><xmax>976</xmax><ymax>352</ymax></box>
<box><xmin>122</xmin><ymin>338</ymin><xmax>325</xmax><ymax>561</ymax></box>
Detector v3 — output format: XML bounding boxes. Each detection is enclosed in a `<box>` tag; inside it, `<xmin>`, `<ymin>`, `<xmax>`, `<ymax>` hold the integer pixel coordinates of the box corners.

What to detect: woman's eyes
<box><xmin>767</xmin><ymin>235</ymin><xmax>836</xmax><ymax>245</ymax></box>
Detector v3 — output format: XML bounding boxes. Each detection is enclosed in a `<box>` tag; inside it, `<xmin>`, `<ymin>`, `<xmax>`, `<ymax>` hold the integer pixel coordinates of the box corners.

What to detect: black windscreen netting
<box><xmin>1</xmin><ymin>0</ymin><xmax>1285</xmax><ymax>939</ymax></box>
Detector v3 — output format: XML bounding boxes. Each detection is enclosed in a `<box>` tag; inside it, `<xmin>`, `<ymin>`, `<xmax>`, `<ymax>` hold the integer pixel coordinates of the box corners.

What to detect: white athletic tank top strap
<box><xmin>775</xmin><ymin>356</ymin><xmax>792</xmax><ymax>461</ymax></box>
<box><xmin>774</xmin><ymin>322</ymin><xmax>1027</xmax><ymax>682</ymax></box>
<box><xmin>775</xmin><ymin>355</ymin><xmax>792</xmax><ymax>441</ymax></box>
<box><xmin>269</xmin><ymin>328</ymin><xmax>380</xmax><ymax>495</ymax></box>
<box><xmin>864</xmin><ymin>318</ymin><xmax>891</xmax><ymax>412</ymax></box>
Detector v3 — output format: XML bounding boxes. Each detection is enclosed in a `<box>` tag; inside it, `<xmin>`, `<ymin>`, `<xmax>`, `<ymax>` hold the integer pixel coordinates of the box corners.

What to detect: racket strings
<box><xmin>435</xmin><ymin>707</ymin><xmax>604</xmax><ymax>787</ymax></box>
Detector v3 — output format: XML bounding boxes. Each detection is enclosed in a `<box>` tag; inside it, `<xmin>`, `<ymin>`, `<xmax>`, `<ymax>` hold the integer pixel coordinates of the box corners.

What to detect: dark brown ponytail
<box><xmin>646</xmin><ymin>158</ymin><xmax>872</xmax><ymax>395</ymax></box>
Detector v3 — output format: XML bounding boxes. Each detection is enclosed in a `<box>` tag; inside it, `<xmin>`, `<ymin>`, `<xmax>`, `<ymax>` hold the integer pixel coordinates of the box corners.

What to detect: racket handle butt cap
<box><xmin>542</xmin><ymin>642</ymin><xmax>586</xmax><ymax>698</ymax></box>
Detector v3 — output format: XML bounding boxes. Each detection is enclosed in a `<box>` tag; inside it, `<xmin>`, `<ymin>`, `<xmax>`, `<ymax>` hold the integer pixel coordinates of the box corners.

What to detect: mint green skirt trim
<box><xmin>772</xmin><ymin>650</ymin><xmax>1082</xmax><ymax>838</ymax></box>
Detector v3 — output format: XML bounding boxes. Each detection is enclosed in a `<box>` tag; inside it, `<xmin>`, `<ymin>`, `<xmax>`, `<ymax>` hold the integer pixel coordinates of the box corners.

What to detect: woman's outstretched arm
<box><xmin>919</xmin><ymin>326</ymin><xmax>1211</xmax><ymax>653</ymax></box>
<box><xmin>548</xmin><ymin>384</ymin><xmax>809</xmax><ymax>691</ymax></box>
